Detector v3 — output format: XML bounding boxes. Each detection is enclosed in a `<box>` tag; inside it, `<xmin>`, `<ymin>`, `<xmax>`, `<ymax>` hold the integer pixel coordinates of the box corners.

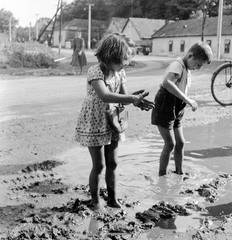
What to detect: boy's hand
<box><xmin>188</xmin><ymin>99</ymin><xmax>198</xmax><ymax>111</ymax></box>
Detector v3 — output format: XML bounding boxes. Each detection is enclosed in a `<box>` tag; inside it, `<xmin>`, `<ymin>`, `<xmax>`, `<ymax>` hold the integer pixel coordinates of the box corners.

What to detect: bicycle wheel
<box><xmin>211</xmin><ymin>63</ymin><xmax>232</xmax><ymax>106</ymax></box>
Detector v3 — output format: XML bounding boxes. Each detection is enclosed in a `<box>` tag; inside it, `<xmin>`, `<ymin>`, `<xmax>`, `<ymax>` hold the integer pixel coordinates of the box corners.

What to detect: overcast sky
<box><xmin>1</xmin><ymin>0</ymin><xmax>73</xmax><ymax>27</ymax></box>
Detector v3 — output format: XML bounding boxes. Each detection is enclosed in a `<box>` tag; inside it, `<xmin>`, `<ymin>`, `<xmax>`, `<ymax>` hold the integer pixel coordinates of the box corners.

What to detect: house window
<box><xmin>180</xmin><ymin>40</ymin><xmax>185</xmax><ymax>52</ymax></box>
<box><xmin>224</xmin><ymin>39</ymin><xmax>231</xmax><ymax>53</ymax></box>
<box><xmin>206</xmin><ymin>40</ymin><xmax>212</xmax><ymax>47</ymax></box>
<box><xmin>169</xmin><ymin>40</ymin><xmax>173</xmax><ymax>52</ymax></box>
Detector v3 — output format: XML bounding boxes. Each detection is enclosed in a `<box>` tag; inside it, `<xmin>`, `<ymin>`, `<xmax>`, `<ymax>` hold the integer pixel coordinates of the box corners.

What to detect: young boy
<box><xmin>151</xmin><ymin>41</ymin><xmax>213</xmax><ymax>176</ymax></box>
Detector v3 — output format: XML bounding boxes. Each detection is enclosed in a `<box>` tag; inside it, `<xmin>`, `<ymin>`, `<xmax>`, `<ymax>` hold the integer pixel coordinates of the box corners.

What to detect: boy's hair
<box><xmin>187</xmin><ymin>41</ymin><xmax>213</xmax><ymax>64</ymax></box>
<box><xmin>95</xmin><ymin>33</ymin><xmax>135</xmax><ymax>66</ymax></box>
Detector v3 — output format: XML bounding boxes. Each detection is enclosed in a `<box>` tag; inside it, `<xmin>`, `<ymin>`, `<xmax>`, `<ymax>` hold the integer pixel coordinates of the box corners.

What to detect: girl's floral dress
<box><xmin>75</xmin><ymin>64</ymin><xmax>126</xmax><ymax>147</ymax></box>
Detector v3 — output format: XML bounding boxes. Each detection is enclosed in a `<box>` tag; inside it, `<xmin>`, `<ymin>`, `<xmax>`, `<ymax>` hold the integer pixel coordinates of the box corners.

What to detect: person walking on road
<box><xmin>71</xmin><ymin>31</ymin><xmax>87</xmax><ymax>75</ymax></box>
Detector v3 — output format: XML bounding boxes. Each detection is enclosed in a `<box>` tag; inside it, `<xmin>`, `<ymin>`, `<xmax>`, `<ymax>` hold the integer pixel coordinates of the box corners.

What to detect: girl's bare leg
<box><xmin>79</xmin><ymin>65</ymin><xmax>83</xmax><ymax>75</ymax></box>
<box><xmin>158</xmin><ymin>126</ymin><xmax>175</xmax><ymax>176</ymax></box>
<box><xmin>72</xmin><ymin>66</ymin><xmax>77</xmax><ymax>74</ymax></box>
<box><xmin>173</xmin><ymin>127</ymin><xmax>185</xmax><ymax>174</ymax></box>
<box><xmin>88</xmin><ymin>146</ymin><xmax>106</xmax><ymax>212</ymax></box>
<box><xmin>105</xmin><ymin>141</ymin><xmax>121</xmax><ymax>208</ymax></box>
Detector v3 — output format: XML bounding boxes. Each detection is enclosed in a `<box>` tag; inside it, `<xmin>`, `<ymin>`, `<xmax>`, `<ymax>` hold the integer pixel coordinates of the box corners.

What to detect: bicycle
<box><xmin>211</xmin><ymin>61</ymin><xmax>232</xmax><ymax>106</ymax></box>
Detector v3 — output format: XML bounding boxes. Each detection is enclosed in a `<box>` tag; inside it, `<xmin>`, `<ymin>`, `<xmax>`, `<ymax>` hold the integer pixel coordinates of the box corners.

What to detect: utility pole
<box><xmin>9</xmin><ymin>17</ymin><xmax>11</xmax><ymax>41</ymax></box>
<box><xmin>29</xmin><ymin>22</ymin><xmax>31</xmax><ymax>41</ymax></box>
<box><xmin>59</xmin><ymin>0</ymin><xmax>63</xmax><ymax>55</ymax></box>
<box><xmin>217</xmin><ymin>0</ymin><xmax>223</xmax><ymax>60</ymax></box>
<box><xmin>36</xmin><ymin>14</ymin><xmax>39</xmax><ymax>40</ymax></box>
<box><xmin>87</xmin><ymin>3</ymin><xmax>94</xmax><ymax>50</ymax></box>
<box><xmin>131</xmin><ymin>0</ymin><xmax>133</xmax><ymax>17</ymax></box>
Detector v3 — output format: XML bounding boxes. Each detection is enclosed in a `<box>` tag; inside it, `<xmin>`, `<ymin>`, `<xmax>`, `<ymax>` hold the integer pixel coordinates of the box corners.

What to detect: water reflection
<box><xmin>185</xmin><ymin>146</ymin><xmax>232</xmax><ymax>158</ymax></box>
<box><xmin>55</xmin><ymin>117</ymin><xmax>232</xmax><ymax>235</ymax></box>
<box><xmin>205</xmin><ymin>202</ymin><xmax>232</xmax><ymax>219</ymax></box>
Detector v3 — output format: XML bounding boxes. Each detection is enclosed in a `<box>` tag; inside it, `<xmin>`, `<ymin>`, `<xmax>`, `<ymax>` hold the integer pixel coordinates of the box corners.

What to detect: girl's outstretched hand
<box><xmin>138</xmin><ymin>99</ymin><xmax>155</xmax><ymax>111</ymax></box>
<box><xmin>132</xmin><ymin>90</ymin><xmax>155</xmax><ymax>111</ymax></box>
<box><xmin>132</xmin><ymin>89</ymin><xmax>149</xmax><ymax>98</ymax></box>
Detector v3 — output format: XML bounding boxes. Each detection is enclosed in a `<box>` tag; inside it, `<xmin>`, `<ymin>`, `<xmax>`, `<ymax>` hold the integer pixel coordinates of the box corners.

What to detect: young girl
<box><xmin>75</xmin><ymin>33</ymin><xmax>154</xmax><ymax>212</ymax></box>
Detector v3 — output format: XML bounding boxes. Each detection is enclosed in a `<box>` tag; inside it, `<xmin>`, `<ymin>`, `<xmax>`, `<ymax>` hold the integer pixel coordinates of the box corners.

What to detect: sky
<box><xmin>0</xmin><ymin>0</ymin><xmax>73</xmax><ymax>27</ymax></box>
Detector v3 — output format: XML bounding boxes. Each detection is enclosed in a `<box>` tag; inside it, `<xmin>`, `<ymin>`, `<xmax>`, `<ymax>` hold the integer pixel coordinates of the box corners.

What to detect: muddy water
<box><xmin>55</xmin><ymin>117</ymin><xmax>232</xmax><ymax>237</ymax></box>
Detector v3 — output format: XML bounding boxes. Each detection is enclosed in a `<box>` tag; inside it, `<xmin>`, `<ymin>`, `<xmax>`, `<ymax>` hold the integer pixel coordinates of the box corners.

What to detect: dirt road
<box><xmin>0</xmin><ymin>54</ymin><xmax>232</xmax><ymax>239</ymax></box>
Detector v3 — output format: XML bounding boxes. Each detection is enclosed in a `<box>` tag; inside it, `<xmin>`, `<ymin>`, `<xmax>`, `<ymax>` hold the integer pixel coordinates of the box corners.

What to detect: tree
<box><xmin>0</xmin><ymin>8</ymin><xmax>18</xmax><ymax>33</ymax></box>
<box><xmin>61</xmin><ymin>0</ymin><xmax>88</xmax><ymax>22</ymax></box>
<box><xmin>192</xmin><ymin>0</ymin><xmax>218</xmax><ymax>41</ymax></box>
<box><xmin>165</xmin><ymin>0</ymin><xmax>199</xmax><ymax>20</ymax></box>
<box><xmin>145</xmin><ymin>0</ymin><xmax>167</xmax><ymax>19</ymax></box>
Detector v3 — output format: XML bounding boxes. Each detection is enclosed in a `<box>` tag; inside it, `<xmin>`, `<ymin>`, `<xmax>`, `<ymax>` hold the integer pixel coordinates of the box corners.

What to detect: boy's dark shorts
<box><xmin>151</xmin><ymin>86</ymin><xmax>186</xmax><ymax>130</ymax></box>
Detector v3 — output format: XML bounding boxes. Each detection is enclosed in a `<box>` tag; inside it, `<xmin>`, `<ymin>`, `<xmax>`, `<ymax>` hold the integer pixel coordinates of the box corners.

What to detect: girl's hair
<box><xmin>187</xmin><ymin>41</ymin><xmax>213</xmax><ymax>64</ymax></box>
<box><xmin>95</xmin><ymin>33</ymin><xmax>135</xmax><ymax>75</ymax></box>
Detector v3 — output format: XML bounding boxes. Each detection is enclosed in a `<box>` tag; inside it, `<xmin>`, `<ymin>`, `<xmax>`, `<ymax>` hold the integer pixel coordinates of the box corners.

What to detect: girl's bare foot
<box><xmin>91</xmin><ymin>202</ymin><xmax>107</xmax><ymax>213</ymax></box>
<box><xmin>159</xmin><ymin>170</ymin><xmax>167</xmax><ymax>176</ymax></box>
<box><xmin>107</xmin><ymin>199</ymin><xmax>121</xmax><ymax>208</ymax></box>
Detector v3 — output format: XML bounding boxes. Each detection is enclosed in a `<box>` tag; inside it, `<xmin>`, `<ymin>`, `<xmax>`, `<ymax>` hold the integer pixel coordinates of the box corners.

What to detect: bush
<box><xmin>3</xmin><ymin>41</ymin><xmax>57</xmax><ymax>68</ymax></box>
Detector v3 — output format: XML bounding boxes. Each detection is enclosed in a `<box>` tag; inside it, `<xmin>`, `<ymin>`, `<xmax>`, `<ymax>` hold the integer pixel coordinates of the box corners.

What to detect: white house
<box><xmin>52</xmin><ymin>19</ymin><xmax>107</xmax><ymax>48</ymax></box>
<box><xmin>151</xmin><ymin>15</ymin><xmax>232</xmax><ymax>60</ymax></box>
<box><xmin>106</xmin><ymin>17</ymin><xmax>127</xmax><ymax>34</ymax></box>
<box><xmin>121</xmin><ymin>18</ymin><xmax>167</xmax><ymax>49</ymax></box>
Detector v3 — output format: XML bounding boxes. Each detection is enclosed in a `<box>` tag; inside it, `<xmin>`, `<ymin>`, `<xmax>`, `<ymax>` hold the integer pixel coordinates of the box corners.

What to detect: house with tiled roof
<box><xmin>151</xmin><ymin>15</ymin><xmax>232</xmax><ymax>60</ymax></box>
<box><xmin>52</xmin><ymin>19</ymin><xmax>107</xmax><ymax>48</ymax></box>
<box><xmin>121</xmin><ymin>18</ymin><xmax>167</xmax><ymax>49</ymax></box>
<box><xmin>106</xmin><ymin>17</ymin><xmax>127</xmax><ymax>34</ymax></box>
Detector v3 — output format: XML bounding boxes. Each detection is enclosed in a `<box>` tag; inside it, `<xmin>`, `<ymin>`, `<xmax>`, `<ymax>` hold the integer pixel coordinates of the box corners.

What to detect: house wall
<box><xmin>122</xmin><ymin>21</ymin><xmax>141</xmax><ymax>43</ymax></box>
<box><xmin>152</xmin><ymin>36</ymin><xmax>232</xmax><ymax>60</ymax></box>
<box><xmin>53</xmin><ymin>30</ymin><xmax>67</xmax><ymax>47</ymax></box>
<box><xmin>53</xmin><ymin>29</ymin><xmax>100</xmax><ymax>49</ymax></box>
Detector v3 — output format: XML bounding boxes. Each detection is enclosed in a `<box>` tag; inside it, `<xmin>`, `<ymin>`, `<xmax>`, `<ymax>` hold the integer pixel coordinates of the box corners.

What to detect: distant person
<box><xmin>75</xmin><ymin>33</ymin><xmax>154</xmax><ymax>212</ymax></box>
<box><xmin>71</xmin><ymin>31</ymin><xmax>87</xmax><ymax>75</ymax></box>
<box><xmin>151</xmin><ymin>41</ymin><xmax>213</xmax><ymax>176</ymax></box>
<box><xmin>91</xmin><ymin>38</ymin><xmax>97</xmax><ymax>49</ymax></box>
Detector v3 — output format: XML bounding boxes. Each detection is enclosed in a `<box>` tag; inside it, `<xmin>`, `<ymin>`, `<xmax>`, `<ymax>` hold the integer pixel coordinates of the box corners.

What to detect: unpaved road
<box><xmin>0</xmin><ymin>53</ymin><xmax>232</xmax><ymax>239</ymax></box>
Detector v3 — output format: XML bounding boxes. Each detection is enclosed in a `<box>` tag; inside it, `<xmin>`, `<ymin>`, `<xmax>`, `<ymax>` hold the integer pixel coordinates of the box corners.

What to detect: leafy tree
<box><xmin>61</xmin><ymin>0</ymin><xmax>88</xmax><ymax>22</ymax></box>
<box><xmin>145</xmin><ymin>0</ymin><xmax>168</xmax><ymax>19</ymax></box>
<box><xmin>165</xmin><ymin>0</ymin><xmax>199</xmax><ymax>20</ymax></box>
<box><xmin>189</xmin><ymin>0</ymin><xmax>218</xmax><ymax>41</ymax></box>
<box><xmin>0</xmin><ymin>8</ymin><xmax>18</xmax><ymax>33</ymax></box>
<box><xmin>91</xmin><ymin>0</ymin><xmax>111</xmax><ymax>20</ymax></box>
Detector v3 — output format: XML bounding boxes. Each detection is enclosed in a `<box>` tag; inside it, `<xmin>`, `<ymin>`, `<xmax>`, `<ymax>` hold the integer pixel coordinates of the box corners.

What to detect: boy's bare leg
<box><xmin>158</xmin><ymin>126</ymin><xmax>175</xmax><ymax>176</ymax></box>
<box><xmin>173</xmin><ymin>127</ymin><xmax>185</xmax><ymax>174</ymax></box>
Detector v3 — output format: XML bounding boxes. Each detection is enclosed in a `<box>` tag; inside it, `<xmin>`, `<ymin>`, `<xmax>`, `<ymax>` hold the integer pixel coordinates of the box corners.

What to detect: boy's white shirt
<box><xmin>162</xmin><ymin>57</ymin><xmax>191</xmax><ymax>95</ymax></box>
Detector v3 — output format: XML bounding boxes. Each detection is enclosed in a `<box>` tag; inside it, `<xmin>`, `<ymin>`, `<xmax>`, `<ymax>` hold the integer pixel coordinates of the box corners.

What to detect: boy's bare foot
<box><xmin>107</xmin><ymin>199</ymin><xmax>121</xmax><ymax>208</ymax></box>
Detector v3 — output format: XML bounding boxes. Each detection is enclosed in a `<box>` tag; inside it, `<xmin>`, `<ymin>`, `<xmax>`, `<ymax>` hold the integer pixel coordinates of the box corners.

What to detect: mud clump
<box><xmin>27</xmin><ymin>178</ymin><xmax>69</xmax><ymax>194</ymax></box>
<box><xmin>180</xmin><ymin>173</ymin><xmax>232</xmax><ymax>202</ymax></box>
<box><xmin>135</xmin><ymin>201</ymin><xmax>190</xmax><ymax>224</ymax></box>
<box><xmin>21</xmin><ymin>160</ymin><xmax>64</xmax><ymax>173</ymax></box>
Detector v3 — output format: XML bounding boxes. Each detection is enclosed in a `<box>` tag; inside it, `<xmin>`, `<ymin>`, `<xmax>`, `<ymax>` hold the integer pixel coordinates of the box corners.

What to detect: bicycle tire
<box><xmin>211</xmin><ymin>62</ymin><xmax>232</xmax><ymax>106</ymax></box>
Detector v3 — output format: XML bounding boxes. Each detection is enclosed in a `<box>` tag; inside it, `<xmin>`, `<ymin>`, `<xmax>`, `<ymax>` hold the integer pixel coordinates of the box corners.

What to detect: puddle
<box><xmin>54</xmin><ymin>117</ymin><xmax>232</xmax><ymax>237</ymax></box>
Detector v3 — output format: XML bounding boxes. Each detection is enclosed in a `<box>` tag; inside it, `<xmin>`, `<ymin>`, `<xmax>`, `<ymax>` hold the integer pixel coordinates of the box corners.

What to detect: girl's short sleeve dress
<box><xmin>75</xmin><ymin>64</ymin><xmax>126</xmax><ymax>147</ymax></box>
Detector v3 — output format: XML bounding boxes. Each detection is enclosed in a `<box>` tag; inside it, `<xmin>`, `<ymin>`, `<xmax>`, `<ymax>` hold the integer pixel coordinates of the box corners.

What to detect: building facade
<box><xmin>152</xmin><ymin>16</ymin><xmax>232</xmax><ymax>60</ymax></box>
